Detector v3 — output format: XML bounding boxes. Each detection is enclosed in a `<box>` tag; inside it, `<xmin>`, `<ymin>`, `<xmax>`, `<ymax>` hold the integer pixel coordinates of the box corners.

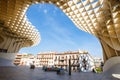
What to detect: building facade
<box><xmin>54</xmin><ymin>51</ymin><xmax>80</xmax><ymax>72</ymax></box>
<box><xmin>14</xmin><ymin>54</ymin><xmax>39</xmax><ymax>66</ymax></box>
<box><xmin>14</xmin><ymin>54</ymin><xmax>23</xmax><ymax>66</ymax></box>
<box><xmin>37</xmin><ymin>52</ymin><xmax>56</xmax><ymax>67</ymax></box>
<box><xmin>94</xmin><ymin>57</ymin><xmax>103</xmax><ymax>68</ymax></box>
<box><xmin>37</xmin><ymin>50</ymin><xmax>95</xmax><ymax>72</ymax></box>
<box><xmin>14</xmin><ymin>51</ymin><xmax>102</xmax><ymax>72</ymax></box>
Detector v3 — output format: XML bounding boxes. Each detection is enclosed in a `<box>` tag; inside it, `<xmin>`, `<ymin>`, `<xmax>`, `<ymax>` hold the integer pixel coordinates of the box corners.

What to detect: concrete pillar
<box><xmin>103</xmin><ymin>56</ymin><xmax>120</xmax><ymax>72</ymax></box>
<box><xmin>0</xmin><ymin>53</ymin><xmax>17</xmax><ymax>66</ymax></box>
<box><xmin>100</xmin><ymin>39</ymin><xmax>119</xmax><ymax>62</ymax></box>
<box><xmin>7</xmin><ymin>39</ymin><xmax>15</xmax><ymax>53</ymax></box>
<box><xmin>3</xmin><ymin>37</ymin><xmax>11</xmax><ymax>49</ymax></box>
<box><xmin>14</xmin><ymin>42</ymin><xmax>21</xmax><ymax>52</ymax></box>
<box><xmin>0</xmin><ymin>37</ymin><xmax>7</xmax><ymax>49</ymax></box>
<box><xmin>12</xmin><ymin>42</ymin><xmax>18</xmax><ymax>52</ymax></box>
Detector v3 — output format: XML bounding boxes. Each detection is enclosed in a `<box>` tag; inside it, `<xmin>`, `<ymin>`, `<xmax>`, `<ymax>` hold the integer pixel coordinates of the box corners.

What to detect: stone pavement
<box><xmin>0</xmin><ymin>66</ymin><xmax>119</xmax><ymax>80</ymax></box>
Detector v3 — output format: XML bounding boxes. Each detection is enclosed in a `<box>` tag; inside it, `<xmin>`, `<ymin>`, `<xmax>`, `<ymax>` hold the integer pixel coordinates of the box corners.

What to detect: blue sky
<box><xmin>19</xmin><ymin>4</ymin><xmax>102</xmax><ymax>58</ymax></box>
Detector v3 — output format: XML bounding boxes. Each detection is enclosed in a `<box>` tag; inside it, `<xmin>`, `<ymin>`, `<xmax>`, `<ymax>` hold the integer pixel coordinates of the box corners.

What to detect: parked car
<box><xmin>43</xmin><ymin>66</ymin><xmax>59</xmax><ymax>71</ymax></box>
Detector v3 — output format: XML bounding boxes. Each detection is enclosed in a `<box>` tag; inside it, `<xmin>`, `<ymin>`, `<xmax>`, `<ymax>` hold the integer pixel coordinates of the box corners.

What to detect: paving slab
<box><xmin>0</xmin><ymin>66</ymin><xmax>119</xmax><ymax>80</ymax></box>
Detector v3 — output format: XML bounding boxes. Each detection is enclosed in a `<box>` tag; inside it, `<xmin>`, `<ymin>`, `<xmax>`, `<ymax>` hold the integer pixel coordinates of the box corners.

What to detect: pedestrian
<box><xmin>30</xmin><ymin>61</ymin><xmax>35</xmax><ymax>69</ymax></box>
<box><xmin>100</xmin><ymin>61</ymin><xmax>104</xmax><ymax>71</ymax></box>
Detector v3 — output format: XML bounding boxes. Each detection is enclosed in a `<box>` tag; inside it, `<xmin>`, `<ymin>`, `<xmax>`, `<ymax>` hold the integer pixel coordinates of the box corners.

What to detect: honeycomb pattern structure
<box><xmin>0</xmin><ymin>0</ymin><xmax>120</xmax><ymax>61</ymax></box>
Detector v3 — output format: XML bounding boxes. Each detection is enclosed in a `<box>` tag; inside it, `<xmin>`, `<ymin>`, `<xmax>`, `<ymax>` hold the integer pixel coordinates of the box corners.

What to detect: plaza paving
<box><xmin>0</xmin><ymin>66</ymin><xmax>119</xmax><ymax>80</ymax></box>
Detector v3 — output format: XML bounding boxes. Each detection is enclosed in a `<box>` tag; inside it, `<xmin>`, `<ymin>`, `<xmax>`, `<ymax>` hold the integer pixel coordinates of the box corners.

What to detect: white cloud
<box><xmin>43</xmin><ymin>9</ymin><xmax>48</xmax><ymax>14</ymax></box>
<box><xmin>42</xmin><ymin>16</ymin><xmax>77</xmax><ymax>46</ymax></box>
<box><xmin>38</xmin><ymin>4</ymin><xmax>48</xmax><ymax>13</ymax></box>
<box><xmin>45</xmin><ymin>16</ymin><xmax>71</xmax><ymax>36</ymax></box>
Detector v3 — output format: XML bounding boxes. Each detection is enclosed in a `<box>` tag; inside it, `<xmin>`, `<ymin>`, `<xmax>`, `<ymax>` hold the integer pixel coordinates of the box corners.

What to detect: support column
<box><xmin>103</xmin><ymin>56</ymin><xmax>120</xmax><ymax>72</ymax></box>
<box><xmin>69</xmin><ymin>59</ymin><xmax>71</xmax><ymax>75</ymax></box>
<box><xmin>7</xmin><ymin>39</ymin><xmax>15</xmax><ymax>53</ymax></box>
<box><xmin>0</xmin><ymin>37</ymin><xmax>7</xmax><ymax>49</ymax></box>
<box><xmin>100</xmin><ymin>39</ymin><xmax>118</xmax><ymax>62</ymax></box>
<box><xmin>3</xmin><ymin>37</ymin><xmax>12</xmax><ymax>50</ymax></box>
<box><xmin>11</xmin><ymin>42</ymin><xmax>18</xmax><ymax>53</ymax></box>
<box><xmin>14</xmin><ymin>42</ymin><xmax>21</xmax><ymax>52</ymax></box>
<box><xmin>0</xmin><ymin>53</ymin><xmax>17</xmax><ymax>66</ymax></box>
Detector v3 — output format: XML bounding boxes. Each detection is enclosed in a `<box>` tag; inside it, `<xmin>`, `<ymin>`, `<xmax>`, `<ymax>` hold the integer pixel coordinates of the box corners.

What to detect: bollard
<box><xmin>69</xmin><ymin>59</ymin><xmax>71</xmax><ymax>75</ymax></box>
